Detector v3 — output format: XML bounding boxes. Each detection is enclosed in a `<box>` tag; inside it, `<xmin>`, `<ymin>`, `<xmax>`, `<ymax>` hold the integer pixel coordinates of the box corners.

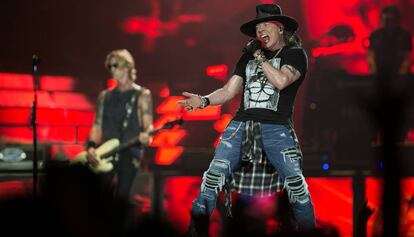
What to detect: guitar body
<box><xmin>70</xmin><ymin>138</ymin><xmax>120</xmax><ymax>173</ymax></box>
<box><xmin>71</xmin><ymin>119</ymin><xmax>183</xmax><ymax>173</ymax></box>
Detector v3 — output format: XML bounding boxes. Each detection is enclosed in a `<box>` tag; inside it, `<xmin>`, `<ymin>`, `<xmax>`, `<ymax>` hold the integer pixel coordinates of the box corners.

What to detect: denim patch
<box><xmin>284</xmin><ymin>174</ymin><xmax>310</xmax><ymax>204</ymax></box>
<box><xmin>200</xmin><ymin>159</ymin><xmax>230</xmax><ymax>194</ymax></box>
<box><xmin>210</xmin><ymin>159</ymin><xmax>231</xmax><ymax>171</ymax></box>
<box><xmin>281</xmin><ymin>147</ymin><xmax>302</xmax><ymax>164</ymax></box>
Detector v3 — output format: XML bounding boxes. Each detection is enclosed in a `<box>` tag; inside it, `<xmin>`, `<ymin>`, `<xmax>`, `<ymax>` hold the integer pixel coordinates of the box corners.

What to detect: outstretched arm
<box><xmin>356</xmin><ymin>199</ymin><xmax>375</xmax><ymax>237</ymax></box>
<box><xmin>177</xmin><ymin>75</ymin><xmax>243</xmax><ymax>110</ymax></box>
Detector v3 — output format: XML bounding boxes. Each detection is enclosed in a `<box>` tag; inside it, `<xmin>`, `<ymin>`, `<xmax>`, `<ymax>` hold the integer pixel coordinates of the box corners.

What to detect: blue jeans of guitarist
<box><xmin>190</xmin><ymin>120</ymin><xmax>315</xmax><ymax>230</ymax></box>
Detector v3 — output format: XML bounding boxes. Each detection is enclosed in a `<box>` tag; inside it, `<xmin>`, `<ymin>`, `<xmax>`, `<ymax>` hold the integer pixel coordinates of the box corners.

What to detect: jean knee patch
<box><xmin>284</xmin><ymin>174</ymin><xmax>310</xmax><ymax>204</ymax></box>
<box><xmin>281</xmin><ymin>147</ymin><xmax>302</xmax><ymax>170</ymax></box>
<box><xmin>201</xmin><ymin>159</ymin><xmax>230</xmax><ymax>194</ymax></box>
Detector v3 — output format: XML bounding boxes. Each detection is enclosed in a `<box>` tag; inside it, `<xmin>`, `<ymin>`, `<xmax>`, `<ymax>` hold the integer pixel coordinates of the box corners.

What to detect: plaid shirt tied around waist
<box><xmin>230</xmin><ymin>120</ymin><xmax>282</xmax><ymax>196</ymax></box>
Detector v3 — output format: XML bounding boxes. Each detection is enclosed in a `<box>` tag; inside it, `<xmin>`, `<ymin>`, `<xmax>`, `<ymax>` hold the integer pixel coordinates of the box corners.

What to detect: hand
<box><xmin>253</xmin><ymin>49</ymin><xmax>266</xmax><ymax>63</ymax></box>
<box><xmin>139</xmin><ymin>132</ymin><xmax>150</xmax><ymax>145</ymax></box>
<box><xmin>359</xmin><ymin>199</ymin><xmax>375</xmax><ymax>223</ymax></box>
<box><xmin>177</xmin><ymin>92</ymin><xmax>202</xmax><ymax>112</ymax></box>
<box><xmin>86</xmin><ymin>147</ymin><xmax>100</xmax><ymax>167</ymax></box>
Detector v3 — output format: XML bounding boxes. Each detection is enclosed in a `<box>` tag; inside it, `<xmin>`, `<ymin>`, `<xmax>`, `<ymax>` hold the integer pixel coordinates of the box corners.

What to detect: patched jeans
<box><xmin>190</xmin><ymin>120</ymin><xmax>315</xmax><ymax>230</ymax></box>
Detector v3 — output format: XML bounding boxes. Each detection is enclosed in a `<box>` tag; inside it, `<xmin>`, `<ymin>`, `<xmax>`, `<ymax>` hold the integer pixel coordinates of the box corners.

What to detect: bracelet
<box><xmin>86</xmin><ymin>141</ymin><xmax>98</xmax><ymax>149</ymax></box>
<box><xmin>198</xmin><ymin>95</ymin><xmax>210</xmax><ymax>109</ymax></box>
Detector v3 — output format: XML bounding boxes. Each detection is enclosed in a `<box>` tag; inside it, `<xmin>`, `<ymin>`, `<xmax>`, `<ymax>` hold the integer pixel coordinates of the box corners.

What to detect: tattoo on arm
<box><xmin>89</xmin><ymin>91</ymin><xmax>105</xmax><ymax>142</ymax></box>
<box><xmin>139</xmin><ymin>89</ymin><xmax>153</xmax><ymax>132</ymax></box>
<box><xmin>94</xmin><ymin>92</ymin><xmax>105</xmax><ymax>128</ymax></box>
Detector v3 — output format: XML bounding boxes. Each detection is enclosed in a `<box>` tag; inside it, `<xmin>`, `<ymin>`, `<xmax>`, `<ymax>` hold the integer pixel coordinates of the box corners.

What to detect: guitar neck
<box><xmin>119</xmin><ymin>136</ymin><xmax>141</xmax><ymax>151</ymax></box>
<box><xmin>101</xmin><ymin>129</ymin><xmax>162</xmax><ymax>159</ymax></box>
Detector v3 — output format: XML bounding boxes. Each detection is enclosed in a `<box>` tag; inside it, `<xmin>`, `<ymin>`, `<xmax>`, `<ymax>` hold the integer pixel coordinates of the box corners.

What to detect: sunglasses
<box><xmin>107</xmin><ymin>63</ymin><xmax>119</xmax><ymax>69</ymax></box>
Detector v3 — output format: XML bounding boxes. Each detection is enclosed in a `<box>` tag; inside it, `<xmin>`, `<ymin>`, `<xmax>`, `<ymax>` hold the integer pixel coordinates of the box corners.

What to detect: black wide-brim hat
<box><xmin>240</xmin><ymin>4</ymin><xmax>298</xmax><ymax>37</ymax></box>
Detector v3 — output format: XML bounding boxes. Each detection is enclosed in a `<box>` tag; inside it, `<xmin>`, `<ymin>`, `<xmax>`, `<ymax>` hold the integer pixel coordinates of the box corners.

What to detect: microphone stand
<box><xmin>31</xmin><ymin>55</ymin><xmax>40</xmax><ymax>197</ymax></box>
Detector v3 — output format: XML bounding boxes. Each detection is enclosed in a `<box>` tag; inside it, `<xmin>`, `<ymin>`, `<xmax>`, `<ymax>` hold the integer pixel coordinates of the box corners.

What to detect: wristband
<box><xmin>198</xmin><ymin>96</ymin><xmax>210</xmax><ymax>109</ymax></box>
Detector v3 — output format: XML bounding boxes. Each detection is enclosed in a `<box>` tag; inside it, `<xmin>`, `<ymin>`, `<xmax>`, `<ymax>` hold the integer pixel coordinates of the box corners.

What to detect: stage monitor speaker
<box><xmin>0</xmin><ymin>143</ymin><xmax>49</xmax><ymax>181</ymax></box>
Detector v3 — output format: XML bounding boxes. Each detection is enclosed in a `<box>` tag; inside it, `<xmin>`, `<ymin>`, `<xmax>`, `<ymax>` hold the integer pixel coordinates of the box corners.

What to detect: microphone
<box><xmin>32</xmin><ymin>54</ymin><xmax>41</xmax><ymax>65</ymax></box>
<box><xmin>32</xmin><ymin>54</ymin><xmax>41</xmax><ymax>73</ymax></box>
<box><xmin>243</xmin><ymin>38</ymin><xmax>262</xmax><ymax>53</ymax></box>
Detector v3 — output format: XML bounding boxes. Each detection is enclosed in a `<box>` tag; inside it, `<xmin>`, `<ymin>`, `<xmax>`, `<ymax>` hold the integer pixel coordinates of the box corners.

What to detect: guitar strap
<box><xmin>113</xmin><ymin>90</ymin><xmax>137</xmax><ymax>163</ymax></box>
<box><xmin>135</xmin><ymin>87</ymin><xmax>144</xmax><ymax>133</ymax></box>
<box><xmin>120</xmin><ymin>87</ymin><xmax>143</xmax><ymax>141</ymax></box>
<box><xmin>122</xmin><ymin>93</ymin><xmax>137</xmax><ymax>130</ymax></box>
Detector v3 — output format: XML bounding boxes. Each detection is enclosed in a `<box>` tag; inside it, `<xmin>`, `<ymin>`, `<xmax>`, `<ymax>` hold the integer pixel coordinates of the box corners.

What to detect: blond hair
<box><xmin>104</xmin><ymin>49</ymin><xmax>137</xmax><ymax>81</ymax></box>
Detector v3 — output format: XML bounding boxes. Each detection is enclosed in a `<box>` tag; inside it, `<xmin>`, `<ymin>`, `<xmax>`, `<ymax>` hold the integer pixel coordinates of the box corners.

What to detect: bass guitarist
<box><xmin>85</xmin><ymin>49</ymin><xmax>153</xmax><ymax>203</ymax></box>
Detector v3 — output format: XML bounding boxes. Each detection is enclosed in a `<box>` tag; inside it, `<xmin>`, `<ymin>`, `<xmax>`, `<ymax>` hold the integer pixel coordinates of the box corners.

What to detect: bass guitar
<box><xmin>70</xmin><ymin>119</ymin><xmax>182</xmax><ymax>173</ymax></box>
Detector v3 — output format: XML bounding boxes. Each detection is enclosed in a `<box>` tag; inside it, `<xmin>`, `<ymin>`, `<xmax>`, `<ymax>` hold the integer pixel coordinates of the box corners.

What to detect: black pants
<box><xmin>100</xmin><ymin>154</ymin><xmax>139</xmax><ymax>202</ymax></box>
<box><xmin>115</xmin><ymin>154</ymin><xmax>138</xmax><ymax>202</ymax></box>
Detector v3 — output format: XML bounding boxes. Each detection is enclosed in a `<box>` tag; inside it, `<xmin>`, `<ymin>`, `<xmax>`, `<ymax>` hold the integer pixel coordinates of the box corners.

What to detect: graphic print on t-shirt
<box><xmin>244</xmin><ymin>57</ymin><xmax>281</xmax><ymax>111</ymax></box>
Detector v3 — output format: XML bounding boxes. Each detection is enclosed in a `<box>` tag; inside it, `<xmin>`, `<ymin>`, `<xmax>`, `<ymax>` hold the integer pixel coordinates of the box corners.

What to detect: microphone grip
<box><xmin>243</xmin><ymin>38</ymin><xmax>261</xmax><ymax>53</ymax></box>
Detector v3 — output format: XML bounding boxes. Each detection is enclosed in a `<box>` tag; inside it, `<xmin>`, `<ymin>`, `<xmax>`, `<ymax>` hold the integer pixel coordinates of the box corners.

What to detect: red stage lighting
<box><xmin>40</xmin><ymin>75</ymin><xmax>75</xmax><ymax>91</ymax></box>
<box><xmin>107</xmin><ymin>79</ymin><xmax>117</xmax><ymax>89</ymax></box>
<box><xmin>159</xmin><ymin>87</ymin><xmax>170</xmax><ymax>98</ymax></box>
<box><xmin>183</xmin><ymin>105</ymin><xmax>221</xmax><ymax>120</ymax></box>
<box><xmin>206</xmin><ymin>64</ymin><xmax>228</xmax><ymax>80</ymax></box>
<box><xmin>156</xmin><ymin>96</ymin><xmax>184</xmax><ymax>114</ymax></box>
<box><xmin>154</xmin><ymin>146</ymin><xmax>184</xmax><ymax>165</ymax></box>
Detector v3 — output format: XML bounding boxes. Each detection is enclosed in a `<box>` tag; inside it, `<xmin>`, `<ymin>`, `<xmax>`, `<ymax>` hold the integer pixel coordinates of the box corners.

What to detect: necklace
<box><xmin>273</xmin><ymin>47</ymin><xmax>283</xmax><ymax>58</ymax></box>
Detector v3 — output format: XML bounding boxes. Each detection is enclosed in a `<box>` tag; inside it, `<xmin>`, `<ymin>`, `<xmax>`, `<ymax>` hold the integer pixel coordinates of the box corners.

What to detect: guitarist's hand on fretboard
<box><xmin>139</xmin><ymin>132</ymin><xmax>151</xmax><ymax>146</ymax></box>
<box><xmin>86</xmin><ymin>147</ymin><xmax>100</xmax><ymax>167</ymax></box>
